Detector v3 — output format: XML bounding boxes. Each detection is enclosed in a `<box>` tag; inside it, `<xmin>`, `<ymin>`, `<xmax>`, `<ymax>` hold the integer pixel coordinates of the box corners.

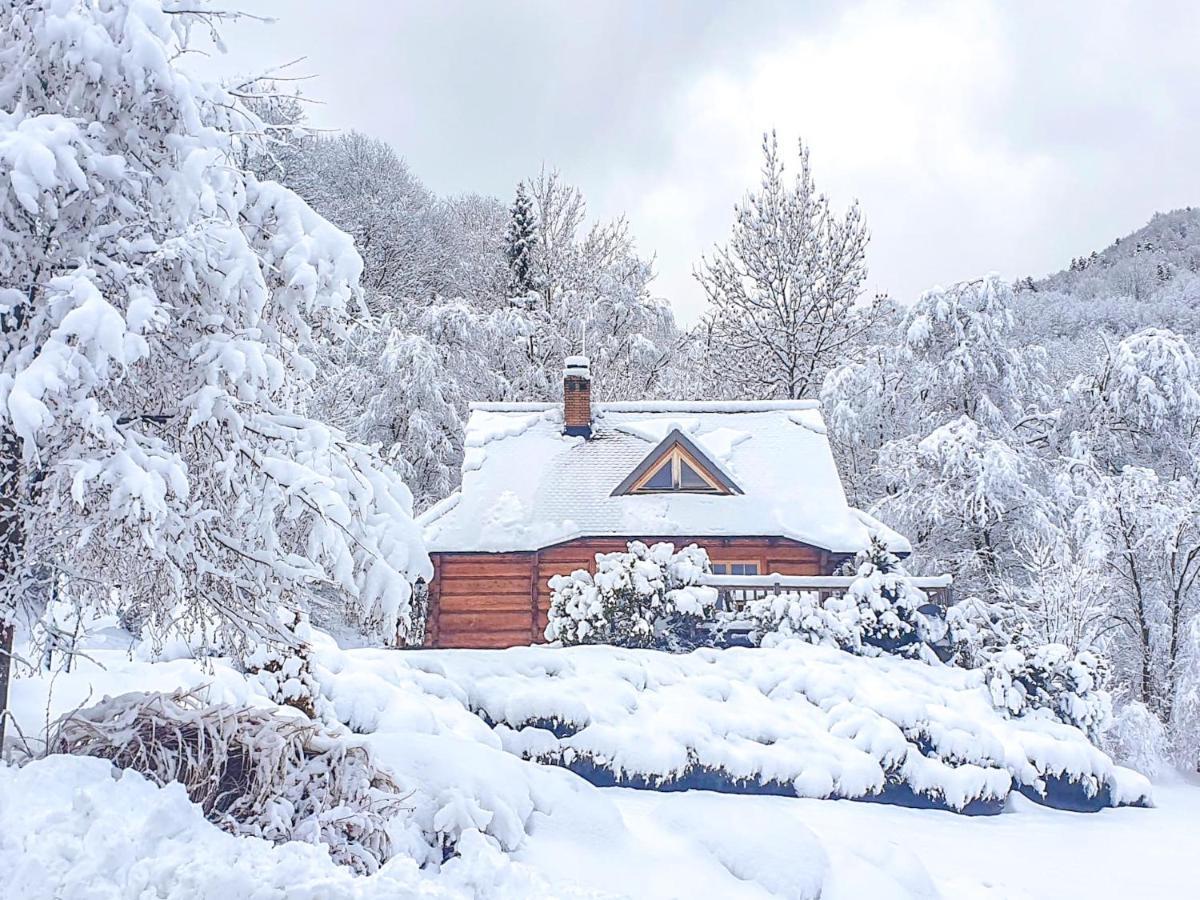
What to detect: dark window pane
<box><xmin>745</xmin><ymin>563</ymin><xmax>759</xmax><ymax>575</ymax></box>
<box><xmin>679</xmin><ymin>459</ymin><xmax>710</xmax><ymax>489</ymax></box>
<box><xmin>711</xmin><ymin>563</ymin><xmax>728</xmax><ymax>575</ymax></box>
<box><xmin>642</xmin><ymin>460</ymin><xmax>674</xmax><ymax>490</ymax></box>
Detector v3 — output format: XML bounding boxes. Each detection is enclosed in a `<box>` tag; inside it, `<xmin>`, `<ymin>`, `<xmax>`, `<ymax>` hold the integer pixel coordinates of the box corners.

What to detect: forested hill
<box><xmin>1030</xmin><ymin>206</ymin><xmax>1200</xmax><ymax>301</ymax></box>
<box><xmin>1012</xmin><ymin>208</ymin><xmax>1200</xmax><ymax>381</ymax></box>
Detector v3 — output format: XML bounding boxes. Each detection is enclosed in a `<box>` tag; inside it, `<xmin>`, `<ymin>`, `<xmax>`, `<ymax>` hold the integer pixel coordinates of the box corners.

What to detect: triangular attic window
<box><xmin>611</xmin><ymin>429</ymin><xmax>743</xmax><ymax>496</ymax></box>
<box><xmin>678</xmin><ymin>459</ymin><xmax>709</xmax><ymax>489</ymax></box>
<box><xmin>642</xmin><ymin>458</ymin><xmax>675</xmax><ymax>490</ymax></box>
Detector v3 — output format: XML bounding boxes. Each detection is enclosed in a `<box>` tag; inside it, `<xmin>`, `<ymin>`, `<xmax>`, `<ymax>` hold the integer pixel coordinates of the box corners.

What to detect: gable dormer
<box><xmin>610</xmin><ymin>428</ymin><xmax>743</xmax><ymax>496</ymax></box>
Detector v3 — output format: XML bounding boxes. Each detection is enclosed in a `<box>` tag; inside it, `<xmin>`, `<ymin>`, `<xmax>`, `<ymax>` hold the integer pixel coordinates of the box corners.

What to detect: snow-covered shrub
<box><xmin>846</xmin><ymin>537</ymin><xmax>933</xmax><ymax>656</ymax></box>
<box><xmin>748</xmin><ymin>537</ymin><xmax>935</xmax><ymax>658</ymax></box>
<box><xmin>243</xmin><ymin>609</ymin><xmax>332</xmax><ymax>721</ymax></box>
<box><xmin>942</xmin><ymin>596</ymin><xmax>1117</xmax><ymax>740</ymax></box>
<box><xmin>745</xmin><ymin>590</ymin><xmax>858</xmax><ymax>650</ymax></box>
<box><xmin>545</xmin><ymin>542</ymin><xmax>717</xmax><ymax>650</ymax></box>
<box><xmin>48</xmin><ymin>690</ymin><xmax>405</xmax><ymax>874</ymax></box>
<box><xmin>943</xmin><ymin>594</ymin><xmax>1016</xmax><ymax>668</ymax></box>
<box><xmin>984</xmin><ymin>644</ymin><xmax>1112</xmax><ymax>740</ymax></box>
<box><xmin>1106</xmin><ymin>701</ymin><xmax>1169</xmax><ymax>778</ymax></box>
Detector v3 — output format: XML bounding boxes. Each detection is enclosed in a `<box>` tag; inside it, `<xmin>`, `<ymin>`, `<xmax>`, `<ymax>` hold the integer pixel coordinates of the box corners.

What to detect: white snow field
<box><xmin>2</xmin><ymin>631</ymin><xmax>1194</xmax><ymax>899</ymax></box>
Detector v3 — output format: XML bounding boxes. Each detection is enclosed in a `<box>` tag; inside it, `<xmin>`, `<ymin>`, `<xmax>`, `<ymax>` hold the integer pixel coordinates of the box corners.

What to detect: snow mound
<box><xmin>369</xmin><ymin>644</ymin><xmax>1150</xmax><ymax>814</ymax></box>
<box><xmin>0</xmin><ymin>755</ymin><xmax>571</xmax><ymax>900</ymax></box>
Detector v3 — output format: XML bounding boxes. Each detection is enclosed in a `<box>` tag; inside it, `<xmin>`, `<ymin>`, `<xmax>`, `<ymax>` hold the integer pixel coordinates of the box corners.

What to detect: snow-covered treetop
<box><xmin>901</xmin><ymin>274</ymin><xmax>1045</xmax><ymax>429</ymax></box>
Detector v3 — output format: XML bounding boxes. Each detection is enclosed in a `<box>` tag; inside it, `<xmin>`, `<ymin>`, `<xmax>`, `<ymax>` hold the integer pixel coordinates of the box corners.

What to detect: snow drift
<box><xmin>375</xmin><ymin>643</ymin><xmax>1151</xmax><ymax>815</ymax></box>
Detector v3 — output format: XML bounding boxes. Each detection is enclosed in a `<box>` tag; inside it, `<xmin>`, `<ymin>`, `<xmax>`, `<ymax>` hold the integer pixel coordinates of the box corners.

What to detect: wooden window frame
<box><xmin>628</xmin><ymin>444</ymin><xmax>728</xmax><ymax>494</ymax></box>
<box><xmin>709</xmin><ymin>560</ymin><xmax>761</xmax><ymax>576</ymax></box>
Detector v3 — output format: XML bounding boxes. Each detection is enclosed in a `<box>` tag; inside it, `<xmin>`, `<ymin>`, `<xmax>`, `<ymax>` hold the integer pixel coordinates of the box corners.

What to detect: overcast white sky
<box><xmin>208</xmin><ymin>0</ymin><xmax>1200</xmax><ymax>324</ymax></box>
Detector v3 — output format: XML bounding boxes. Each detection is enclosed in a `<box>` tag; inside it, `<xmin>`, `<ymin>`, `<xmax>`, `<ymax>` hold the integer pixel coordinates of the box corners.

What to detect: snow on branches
<box><xmin>0</xmin><ymin>1</ymin><xmax>430</xmax><ymax>649</ymax></box>
<box><xmin>822</xmin><ymin>273</ymin><xmax>1200</xmax><ymax>767</ymax></box>
<box><xmin>747</xmin><ymin>536</ymin><xmax>938</xmax><ymax>659</ymax></box>
<box><xmin>48</xmin><ymin>689</ymin><xmax>405</xmax><ymax>874</ymax></box>
<box><xmin>823</xmin><ymin>275</ymin><xmax>1054</xmax><ymax>602</ymax></box>
<box><xmin>696</xmin><ymin>132</ymin><xmax>883</xmax><ymax>400</ymax></box>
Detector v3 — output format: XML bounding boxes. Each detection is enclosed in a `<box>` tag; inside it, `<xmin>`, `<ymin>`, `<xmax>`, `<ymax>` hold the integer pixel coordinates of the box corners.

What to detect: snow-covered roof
<box><xmin>420</xmin><ymin>400</ymin><xmax>910</xmax><ymax>555</ymax></box>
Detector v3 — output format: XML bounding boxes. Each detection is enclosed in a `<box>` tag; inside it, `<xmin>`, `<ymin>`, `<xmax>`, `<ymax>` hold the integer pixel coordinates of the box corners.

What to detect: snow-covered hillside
<box><xmin>3</xmin><ymin>627</ymin><xmax>1188</xmax><ymax>899</ymax></box>
<box><xmin>1033</xmin><ymin>207</ymin><xmax>1200</xmax><ymax>302</ymax></box>
<box><xmin>1011</xmin><ymin>208</ymin><xmax>1200</xmax><ymax>382</ymax></box>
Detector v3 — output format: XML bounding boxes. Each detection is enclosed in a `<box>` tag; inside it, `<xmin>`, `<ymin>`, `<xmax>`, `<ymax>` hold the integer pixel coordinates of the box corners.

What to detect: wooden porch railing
<box><xmin>697</xmin><ymin>573</ymin><xmax>954</xmax><ymax>613</ymax></box>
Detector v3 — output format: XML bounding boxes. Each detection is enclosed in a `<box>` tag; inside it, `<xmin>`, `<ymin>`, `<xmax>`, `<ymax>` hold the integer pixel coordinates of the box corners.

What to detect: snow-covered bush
<box><xmin>748</xmin><ymin>537</ymin><xmax>936</xmax><ymax>658</ymax></box>
<box><xmin>940</xmin><ymin>595</ymin><xmax>1118</xmax><ymax>740</ymax></box>
<box><xmin>48</xmin><ymin>690</ymin><xmax>405</xmax><ymax>874</ymax></box>
<box><xmin>943</xmin><ymin>594</ymin><xmax>1016</xmax><ymax>668</ymax></box>
<box><xmin>243</xmin><ymin>609</ymin><xmax>331</xmax><ymax>721</ymax></box>
<box><xmin>745</xmin><ymin>590</ymin><xmax>858</xmax><ymax>650</ymax></box>
<box><xmin>1107</xmin><ymin>701</ymin><xmax>1170</xmax><ymax>778</ymax></box>
<box><xmin>745</xmin><ymin>539</ymin><xmax>1115</xmax><ymax>741</ymax></box>
<box><xmin>545</xmin><ymin>542</ymin><xmax>717</xmax><ymax>650</ymax></box>
<box><xmin>984</xmin><ymin>644</ymin><xmax>1112</xmax><ymax>740</ymax></box>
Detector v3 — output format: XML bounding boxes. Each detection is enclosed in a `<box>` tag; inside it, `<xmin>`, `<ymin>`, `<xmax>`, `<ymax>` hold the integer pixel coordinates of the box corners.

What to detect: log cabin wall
<box><xmin>428</xmin><ymin>551</ymin><xmax>537</xmax><ymax>648</ymax></box>
<box><xmin>429</xmin><ymin>536</ymin><xmax>850</xmax><ymax>648</ymax></box>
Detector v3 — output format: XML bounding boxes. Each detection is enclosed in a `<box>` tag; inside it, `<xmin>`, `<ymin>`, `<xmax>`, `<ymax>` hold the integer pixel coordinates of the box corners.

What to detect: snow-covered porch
<box><xmin>699</xmin><ymin>572</ymin><xmax>955</xmax><ymax>611</ymax></box>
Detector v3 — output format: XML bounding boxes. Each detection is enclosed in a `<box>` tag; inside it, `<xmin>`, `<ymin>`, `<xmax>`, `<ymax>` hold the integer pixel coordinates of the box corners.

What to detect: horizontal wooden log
<box><xmin>438</xmin><ymin>594</ymin><xmax>536</xmax><ymax>613</ymax></box>
<box><xmin>432</xmin><ymin>554</ymin><xmax>535</xmax><ymax>561</ymax></box>
<box><xmin>438</xmin><ymin>575</ymin><xmax>531</xmax><ymax>593</ymax></box>
<box><xmin>439</xmin><ymin>610</ymin><xmax>533</xmax><ymax>632</ymax></box>
<box><xmin>537</xmin><ymin>556</ymin><xmax>602</xmax><ymax>567</ymax></box>
<box><xmin>764</xmin><ymin>560</ymin><xmax>823</xmax><ymax>574</ymax></box>
<box><xmin>436</xmin><ymin>630</ymin><xmax>537</xmax><ymax>649</ymax></box>
<box><xmin>437</xmin><ymin>559</ymin><xmax>534</xmax><ymax>577</ymax></box>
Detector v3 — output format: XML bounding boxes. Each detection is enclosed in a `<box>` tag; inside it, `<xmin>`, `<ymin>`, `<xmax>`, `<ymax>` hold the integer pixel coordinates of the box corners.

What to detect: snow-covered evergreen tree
<box><xmin>747</xmin><ymin>536</ymin><xmax>937</xmax><ymax>659</ymax></box>
<box><xmin>0</xmin><ymin>0</ymin><xmax>432</xmax><ymax>745</ymax></box>
<box><xmin>505</xmin><ymin>181</ymin><xmax>538</xmax><ymax>298</ymax></box>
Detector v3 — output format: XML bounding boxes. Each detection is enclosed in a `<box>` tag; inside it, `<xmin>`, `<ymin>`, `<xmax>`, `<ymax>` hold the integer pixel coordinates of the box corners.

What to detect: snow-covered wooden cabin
<box><xmin>418</xmin><ymin>357</ymin><xmax>910</xmax><ymax>648</ymax></box>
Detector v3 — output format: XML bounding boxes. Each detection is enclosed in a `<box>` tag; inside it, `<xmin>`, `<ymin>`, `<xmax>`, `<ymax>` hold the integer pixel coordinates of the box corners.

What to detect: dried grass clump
<box><xmin>50</xmin><ymin>689</ymin><xmax>406</xmax><ymax>874</ymax></box>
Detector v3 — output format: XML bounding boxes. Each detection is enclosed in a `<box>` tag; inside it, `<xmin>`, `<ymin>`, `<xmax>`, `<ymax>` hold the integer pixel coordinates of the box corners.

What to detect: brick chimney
<box><xmin>563</xmin><ymin>355</ymin><xmax>592</xmax><ymax>437</ymax></box>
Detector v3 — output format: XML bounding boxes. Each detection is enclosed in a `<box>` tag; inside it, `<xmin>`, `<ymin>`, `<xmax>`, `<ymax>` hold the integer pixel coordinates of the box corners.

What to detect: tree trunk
<box><xmin>0</xmin><ymin>618</ymin><xmax>11</xmax><ymax>750</ymax></box>
<box><xmin>1116</xmin><ymin>510</ymin><xmax>1155</xmax><ymax>708</ymax></box>
<box><xmin>0</xmin><ymin>428</ymin><xmax>19</xmax><ymax>751</ymax></box>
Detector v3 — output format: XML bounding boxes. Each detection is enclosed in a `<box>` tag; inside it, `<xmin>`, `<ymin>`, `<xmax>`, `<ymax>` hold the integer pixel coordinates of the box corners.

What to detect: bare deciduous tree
<box><xmin>696</xmin><ymin>132</ymin><xmax>881</xmax><ymax>399</ymax></box>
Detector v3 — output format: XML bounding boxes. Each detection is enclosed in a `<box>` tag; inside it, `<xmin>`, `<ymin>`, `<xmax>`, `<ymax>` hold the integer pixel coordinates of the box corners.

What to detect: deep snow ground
<box><xmin>602</xmin><ymin>781</ymin><xmax>1200</xmax><ymax>899</ymax></box>
<box><xmin>2</xmin><ymin>626</ymin><xmax>1195</xmax><ymax>899</ymax></box>
<box><xmin>4</xmin><ymin>754</ymin><xmax>1194</xmax><ymax>899</ymax></box>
